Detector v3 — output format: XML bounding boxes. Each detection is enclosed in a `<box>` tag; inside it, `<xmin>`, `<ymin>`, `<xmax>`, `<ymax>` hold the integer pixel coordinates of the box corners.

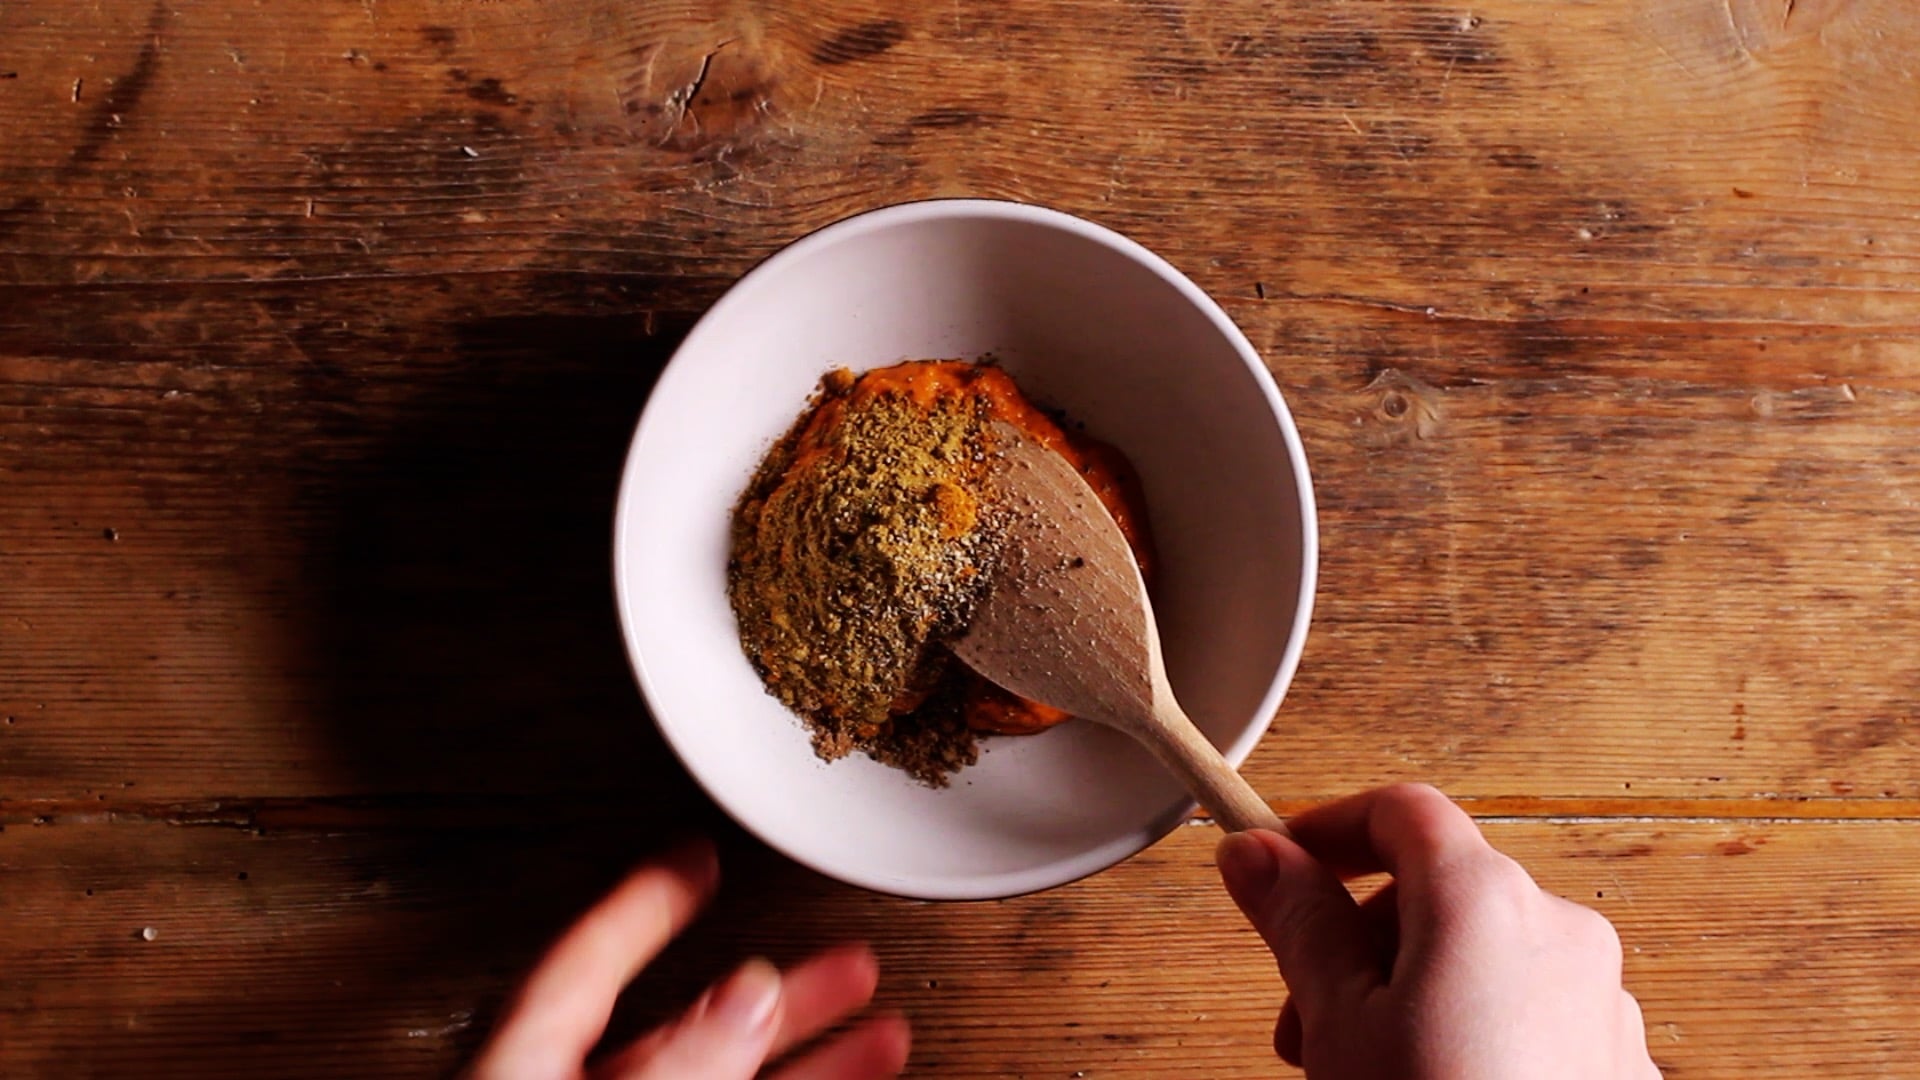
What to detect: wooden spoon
<box><xmin>951</xmin><ymin>422</ymin><xmax>1289</xmax><ymax>835</ymax></box>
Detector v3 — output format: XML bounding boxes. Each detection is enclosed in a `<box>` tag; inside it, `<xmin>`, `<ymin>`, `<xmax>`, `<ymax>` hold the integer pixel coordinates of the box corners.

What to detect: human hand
<box><xmin>467</xmin><ymin>839</ymin><xmax>910</xmax><ymax>1080</ymax></box>
<box><xmin>1216</xmin><ymin>784</ymin><xmax>1660</xmax><ymax>1080</ymax></box>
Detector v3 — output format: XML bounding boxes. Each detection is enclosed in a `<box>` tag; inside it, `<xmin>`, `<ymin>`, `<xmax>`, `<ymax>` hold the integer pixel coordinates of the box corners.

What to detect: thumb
<box><xmin>1217</xmin><ymin>830</ymin><xmax>1384</xmax><ymax>1018</ymax></box>
<box><xmin>619</xmin><ymin>959</ymin><xmax>784</xmax><ymax>1080</ymax></box>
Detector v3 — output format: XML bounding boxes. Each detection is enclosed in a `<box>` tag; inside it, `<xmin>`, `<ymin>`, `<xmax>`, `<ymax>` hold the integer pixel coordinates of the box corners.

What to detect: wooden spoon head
<box><xmin>952</xmin><ymin>422</ymin><xmax>1289</xmax><ymax>836</ymax></box>
<box><xmin>950</xmin><ymin>422</ymin><xmax>1166</xmax><ymax>734</ymax></box>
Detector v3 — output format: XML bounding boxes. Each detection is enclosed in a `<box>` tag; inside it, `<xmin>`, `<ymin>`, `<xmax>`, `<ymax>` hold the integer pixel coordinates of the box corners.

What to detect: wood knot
<box><xmin>1356</xmin><ymin>369</ymin><xmax>1444</xmax><ymax>447</ymax></box>
<box><xmin>628</xmin><ymin>37</ymin><xmax>779</xmax><ymax>156</ymax></box>
<box><xmin>1723</xmin><ymin>0</ymin><xmax>1855</xmax><ymax>55</ymax></box>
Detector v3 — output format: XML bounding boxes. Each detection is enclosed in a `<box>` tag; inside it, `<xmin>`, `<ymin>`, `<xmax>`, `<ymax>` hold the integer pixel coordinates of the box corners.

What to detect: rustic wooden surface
<box><xmin>3</xmin><ymin>0</ymin><xmax>1918</xmax><ymax>1075</ymax></box>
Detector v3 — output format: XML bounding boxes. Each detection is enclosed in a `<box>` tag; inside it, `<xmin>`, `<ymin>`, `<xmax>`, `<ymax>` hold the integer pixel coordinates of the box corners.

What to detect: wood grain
<box><xmin>3</xmin><ymin>0</ymin><xmax>1918</xmax><ymax>1075</ymax></box>
<box><xmin>3</xmin><ymin>818</ymin><xmax>1916</xmax><ymax>1078</ymax></box>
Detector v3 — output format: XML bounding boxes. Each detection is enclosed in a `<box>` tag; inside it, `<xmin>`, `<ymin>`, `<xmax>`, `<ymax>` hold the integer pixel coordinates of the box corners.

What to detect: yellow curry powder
<box><xmin>727</xmin><ymin>360</ymin><xmax>1153</xmax><ymax>784</ymax></box>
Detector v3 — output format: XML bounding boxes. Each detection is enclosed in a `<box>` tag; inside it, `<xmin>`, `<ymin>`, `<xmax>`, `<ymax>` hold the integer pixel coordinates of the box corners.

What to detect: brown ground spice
<box><xmin>727</xmin><ymin>362</ymin><xmax>1005</xmax><ymax>784</ymax></box>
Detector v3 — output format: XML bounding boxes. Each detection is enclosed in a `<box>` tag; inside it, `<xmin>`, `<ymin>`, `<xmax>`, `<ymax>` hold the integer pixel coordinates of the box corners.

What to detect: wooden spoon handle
<box><xmin>1135</xmin><ymin>703</ymin><xmax>1290</xmax><ymax>836</ymax></box>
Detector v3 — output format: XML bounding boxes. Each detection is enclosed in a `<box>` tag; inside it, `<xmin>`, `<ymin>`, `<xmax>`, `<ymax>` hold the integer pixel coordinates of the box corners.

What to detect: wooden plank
<box><xmin>3</xmin><ymin>0</ymin><xmax>1918</xmax><ymax>805</ymax></box>
<box><xmin>4</xmin><ymin>273</ymin><xmax>1917</xmax><ymax>802</ymax></box>
<box><xmin>4</xmin><ymin>1</ymin><xmax>1919</xmax><ymax>1073</ymax></box>
<box><xmin>2</xmin><ymin>815</ymin><xmax>1916</xmax><ymax>1078</ymax></box>
<box><xmin>12</xmin><ymin>792</ymin><xmax>1920</xmax><ymax>831</ymax></box>
<box><xmin>0</xmin><ymin>0</ymin><xmax>1915</xmax><ymax>313</ymax></box>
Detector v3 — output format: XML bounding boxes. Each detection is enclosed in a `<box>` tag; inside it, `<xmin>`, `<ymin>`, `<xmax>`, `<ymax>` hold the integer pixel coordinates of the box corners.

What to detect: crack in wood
<box><xmin>658</xmin><ymin>39</ymin><xmax>736</xmax><ymax>145</ymax></box>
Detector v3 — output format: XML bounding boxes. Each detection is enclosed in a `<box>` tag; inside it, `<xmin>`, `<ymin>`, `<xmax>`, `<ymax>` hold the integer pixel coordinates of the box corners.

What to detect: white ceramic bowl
<box><xmin>614</xmin><ymin>200</ymin><xmax>1316</xmax><ymax>900</ymax></box>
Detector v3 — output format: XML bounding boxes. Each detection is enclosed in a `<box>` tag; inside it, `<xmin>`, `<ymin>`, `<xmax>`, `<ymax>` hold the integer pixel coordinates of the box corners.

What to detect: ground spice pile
<box><xmin>727</xmin><ymin>362</ymin><xmax>1004</xmax><ymax>783</ymax></box>
<box><xmin>729</xmin><ymin>359</ymin><xmax>1154</xmax><ymax>785</ymax></box>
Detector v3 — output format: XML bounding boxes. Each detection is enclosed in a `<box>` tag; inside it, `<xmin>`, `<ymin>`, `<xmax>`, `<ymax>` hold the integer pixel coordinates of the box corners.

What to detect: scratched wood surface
<box><xmin>3</xmin><ymin>0</ymin><xmax>1918</xmax><ymax>1076</ymax></box>
<box><xmin>5</xmin><ymin>820</ymin><xmax>1918</xmax><ymax>1078</ymax></box>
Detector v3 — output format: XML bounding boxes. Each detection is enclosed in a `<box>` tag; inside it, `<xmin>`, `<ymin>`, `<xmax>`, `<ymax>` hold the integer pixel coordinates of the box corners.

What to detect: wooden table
<box><xmin>5</xmin><ymin>1</ymin><xmax>1918</xmax><ymax>1075</ymax></box>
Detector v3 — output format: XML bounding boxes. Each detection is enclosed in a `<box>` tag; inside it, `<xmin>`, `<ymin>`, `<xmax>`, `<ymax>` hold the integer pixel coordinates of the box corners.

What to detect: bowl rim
<box><xmin>612</xmin><ymin>197</ymin><xmax>1319</xmax><ymax>899</ymax></box>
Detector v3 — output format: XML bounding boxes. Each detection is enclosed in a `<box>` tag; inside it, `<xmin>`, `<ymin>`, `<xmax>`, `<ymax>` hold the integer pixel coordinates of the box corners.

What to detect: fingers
<box><xmin>1355</xmin><ymin>880</ymin><xmax>1401</xmax><ymax>963</ymax></box>
<box><xmin>1283</xmin><ymin>784</ymin><xmax>1490</xmax><ymax>890</ymax></box>
<box><xmin>1262</xmin><ymin>880</ymin><xmax>1392</xmax><ymax>1069</ymax></box>
<box><xmin>471</xmin><ymin>848</ymin><xmax>898</xmax><ymax>1080</ymax></box>
<box><xmin>1619</xmin><ymin>991</ymin><xmax>1664</xmax><ymax>1079</ymax></box>
<box><xmin>1224</xmin><ymin>785</ymin><xmax>1491</xmax><ymax>1028</ymax></box>
<box><xmin>610</xmin><ymin>959</ymin><xmax>785</xmax><ymax>1080</ymax></box>
<box><xmin>592</xmin><ymin>944</ymin><xmax>893</xmax><ymax>1080</ymax></box>
<box><xmin>1273</xmin><ymin>998</ymin><xmax>1303</xmax><ymax>1066</ymax></box>
<box><xmin>1550</xmin><ymin>895</ymin><xmax>1625</xmax><ymax>982</ymax></box>
<box><xmin>1619</xmin><ymin>989</ymin><xmax>1648</xmax><ymax>1049</ymax></box>
<box><xmin>1217</xmin><ymin>829</ymin><xmax>1384</xmax><ymax>1019</ymax></box>
<box><xmin>767</xmin><ymin>945</ymin><xmax>882</xmax><ymax>1059</ymax></box>
<box><xmin>472</xmin><ymin>839</ymin><xmax>719</xmax><ymax>1080</ymax></box>
<box><xmin>768</xmin><ymin>1014</ymin><xmax>913</xmax><ymax>1080</ymax></box>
